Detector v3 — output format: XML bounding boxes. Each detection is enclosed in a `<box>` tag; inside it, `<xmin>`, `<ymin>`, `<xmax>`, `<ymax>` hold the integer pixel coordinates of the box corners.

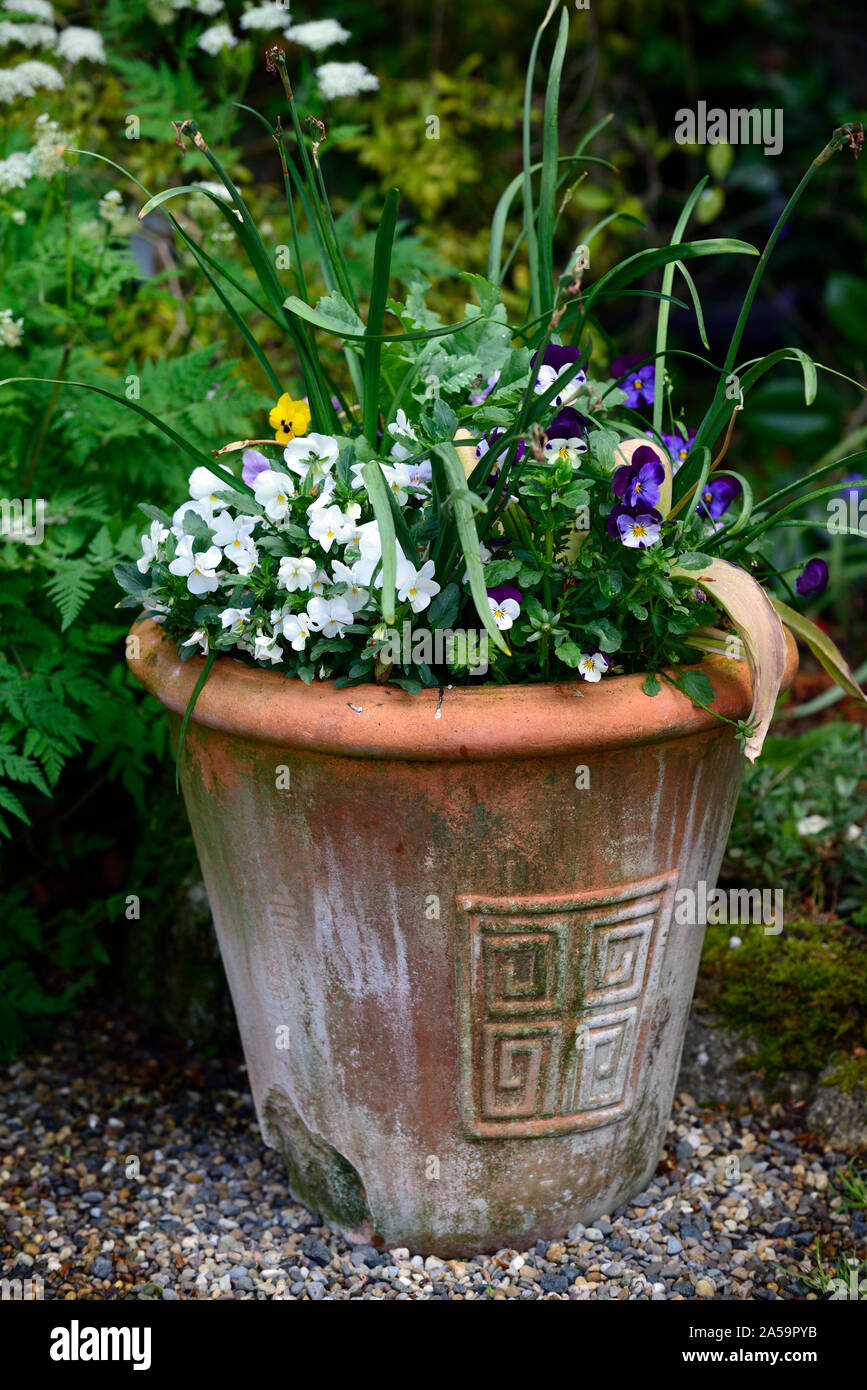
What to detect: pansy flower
<box><xmin>612</xmin><ymin>355</ymin><xmax>655</xmax><ymax>409</ymax></box>
<box><xmin>696</xmin><ymin>475</ymin><xmax>742</xmax><ymax>521</ymax></box>
<box><xmin>269</xmin><ymin>392</ymin><xmax>311</xmax><ymax>445</ymax></box>
<box><xmin>476</xmin><ymin>429</ymin><xmax>525</xmax><ymax>466</ymax></box>
<box><xmin>577</xmin><ymin>651</ymin><xmax>610</xmax><ymax>683</ymax></box>
<box><xmin>617</xmin><ymin>511</ymin><xmax>662</xmax><ymax>549</ymax></box>
<box><xmin>544</xmin><ymin>406</ymin><xmax>591</xmax><ymax>466</ymax></box>
<box><xmin>795</xmin><ymin>557</ymin><xmax>829</xmax><ymax>597</ymax></box>
<box><xmin>488</xmin><ymin>594</ymin><xmax>521</xmax><ymax>631</ymax></box>
<box><xmin>531</xmin><ymin>344</ymin><xmax>587</xmax><ymax>407</ymax></box>
<box><xmin>241</xmin><ymin>448</ymin><xmax>270</xmax><ymax>487</ymax></box>
<box><xmin>612</xmin><ymin>445</ymin><xmax>666</xmax><ymax>510</ymax></box>
<box><xmin>660</xmin><ymin>428</ymin><xmax>695</xmax><ymax>472</ymax></box>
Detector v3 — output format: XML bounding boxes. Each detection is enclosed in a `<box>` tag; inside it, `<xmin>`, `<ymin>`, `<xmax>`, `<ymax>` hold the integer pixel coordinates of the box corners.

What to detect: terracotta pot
<box><xmin>129</xmin><ymin>618</ymin><xmax>797</xmax><ymax>1256</ymax></box>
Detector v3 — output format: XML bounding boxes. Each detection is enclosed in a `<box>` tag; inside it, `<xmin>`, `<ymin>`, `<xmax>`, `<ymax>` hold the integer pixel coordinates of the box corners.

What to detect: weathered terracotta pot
<box><xmin>130</xmin><ymin>618</ymin><xmax>797</xmax><ymax>1256</ymax></box>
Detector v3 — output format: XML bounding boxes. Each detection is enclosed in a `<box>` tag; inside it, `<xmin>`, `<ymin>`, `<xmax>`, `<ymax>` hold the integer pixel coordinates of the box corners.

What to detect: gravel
<box><xmin>1</xmin><ymin>1013</ymin><xmax>863</xmax><ymax>1301</ymax></box>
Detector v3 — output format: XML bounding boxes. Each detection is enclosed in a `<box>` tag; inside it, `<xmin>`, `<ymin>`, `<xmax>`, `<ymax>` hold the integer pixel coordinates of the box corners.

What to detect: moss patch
<box><xmin>695</xmin><ymin>919</ymin><xmax>867</xmax><ymax>1081</ymax></box>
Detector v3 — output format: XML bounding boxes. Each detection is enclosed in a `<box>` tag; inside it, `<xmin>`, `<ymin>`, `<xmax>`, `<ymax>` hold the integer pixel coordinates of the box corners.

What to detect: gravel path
<box><xmin>2</xmin><ymin>1014</ymin><xmax>863</xmax><ymax>1301</ymax></box>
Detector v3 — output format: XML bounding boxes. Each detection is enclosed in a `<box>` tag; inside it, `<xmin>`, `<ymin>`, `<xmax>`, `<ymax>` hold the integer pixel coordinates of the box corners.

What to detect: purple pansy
<box><xmin>795</xmin><ymin>558</ymin><xmax>829</xmax><ymax>598</ymax></box>
<box><xmin>547</xmin><ymin>406</ymin><xmax>592</xmax><ymax>440</ymax></box>
<box><xmin>530</xmin><ymin>344</ymin><xmax>587</xmax><ymax>407</ymax></box>
<box><xmin>607</xmin><ymin>501</ymin><xmax>663</xmax><ymax>543</ymax></box>
<box><xmin>241</xmin><ymin>448</ymin><xmax>270</xmax><ymax>487</ymax></box>
<box><xmin>696</xmin><ymin>475</ymin><xmax>742</xmax><ymax>521</ymax></box>
<box><xmin>617</xmin><ymin>511</ymin><xmax>662</xmax><ymax>549</ymax></box>
<box><xmin>612</xmin><ymin>355</ymin><xmax>655</xmax><ymax>409</ymax></box>
<box><xmin>476</xmin><ymin>429</ymin><xmax>525</xmax><ymax>465</ymax></box>
<box><xmin>661</xmin><ymin>428</ymin><xmax>696</xmax><ymax>472</ymax></box>
<box><xmin>612</xmin><ymin>448</ymin><xmax>666</xmax><ymax>510</ymax></box>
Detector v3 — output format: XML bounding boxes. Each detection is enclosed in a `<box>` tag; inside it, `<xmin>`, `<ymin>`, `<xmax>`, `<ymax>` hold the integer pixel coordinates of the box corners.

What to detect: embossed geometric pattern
<box><xmin>455</xmin><ymin>874</ymin><xmax>677</xmax><ymax>1138</ymax></box>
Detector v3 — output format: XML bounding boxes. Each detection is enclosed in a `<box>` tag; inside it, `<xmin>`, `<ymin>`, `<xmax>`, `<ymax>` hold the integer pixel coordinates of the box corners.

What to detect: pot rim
<box><xmin>129</xmin><ymin>616</ymin><xmax>799</xmax><ymax>762</ymax></box>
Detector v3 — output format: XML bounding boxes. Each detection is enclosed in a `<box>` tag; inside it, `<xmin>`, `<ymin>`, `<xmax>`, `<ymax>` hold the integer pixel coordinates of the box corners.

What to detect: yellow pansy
<box><xmin>269</xmin><ymin>393</ymin><xmax>311</xmax><ymax>444</ymax></box>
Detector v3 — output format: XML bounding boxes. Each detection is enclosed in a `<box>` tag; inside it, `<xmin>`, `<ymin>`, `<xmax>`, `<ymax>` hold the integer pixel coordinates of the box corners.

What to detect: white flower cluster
<box><xmin>0</xmin><ymin>308</ymin><xmax>24</xmax><ymax>347</ymax></box>
<box><xmin>240</xmin><ymin>2</ymin><xmax>288</xmax><ymax>29</ymax></box>
<box><xmin>197</xmin><ymin>21</ymin><xmax>236</xmax><ymax>54</ymax></box>
<box><xmin>137</xmin><ymin>429</ymin><xmax>442</xmax><ymax>672</ymax></box>
<box><xmin>0</xmin><ymin>19</ymin><xmax>55</xmax><ymax>48</ymax></box>
<box><xmin>0</xmin><ymin>59</ymin><xmax>63</xmax><ymax>101</ymax></box>
<box><xmin>286</xmin><ymin>19</ymin><xmax>349</xmax><ymax>52</ymax></box>
<box><xmin>0</xmin><ymin>113</ymin><xmax>75</xmax><ymax>189</ymax></box>
<box><xmin>2</xmin><ymin>0</ymin><xmax>54</xmax><ymax>17</ymax></box>
<box><xmin>55</xmin><ymin>26</ymin><xmax>105</xmax><ymax>64</ymax></box>
<box><xmin>98</xmin><ymin>188</ymin><xmax>126</xmax><ymax>229</ymax></box>
<box><xmin>315</xmin><ymin>59</ymin><xmax>378</xmax><ymax>100</ymax></box>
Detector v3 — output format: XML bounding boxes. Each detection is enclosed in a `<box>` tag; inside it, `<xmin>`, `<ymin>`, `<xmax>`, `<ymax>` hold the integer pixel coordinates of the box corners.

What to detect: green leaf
<box><xmin>175</xmin><ymin>651</ymin><xmax>217</xmax><ymax>793</ymax></box>
<box><xmin>642</xmin><ymin>673</ymin><xmax>661</xmax><ymax>697</ymax></box>
<box><xmin>432</xmin><ymin>443</ymin><xmax>509</xmax><ymax>654</ymax></box>
<box><xmin>361</xmin><ymin>460</ymin><xmax>398</xmax><ymax>624</ymax></box>
<box><xmin>538</xmin><ymin>6</ymin><xmax>570</xmax><ymax>318</ymax></box>
<box><xmin>673</xmin><ymin>669</ymin><xmax>716</xmax><ymax>707</ymax></box>
<box><xmin>427</xmin><ymin>582</ymin><xmax>461</xmax><ymax>631</ymax></box>
<box><xmin>770</xmin><ymin>599</ymin><xmax>867</xmax><ymax>708</ymax></box>
<box><xmin>364</xmin><ymin>187</ymin><xmax>400</xmax><ymax>444</ymax></box>
<box><xmin>554</xmin><ymin>640</ymin><xmax>584</xmax><ymax>668</ymax></box>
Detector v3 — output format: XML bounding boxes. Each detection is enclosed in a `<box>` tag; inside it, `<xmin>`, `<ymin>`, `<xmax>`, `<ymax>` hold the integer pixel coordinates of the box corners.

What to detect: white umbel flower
<box><xmin>315</xmin><ymin>60</ymin><xmax>378</xmax><ymax>100</ymax></box>
<box><xmin>240</xmin><ymin>3</ymin><xmax>287</xmax><ymax>29</ymax></box>
<box><xmin>197</xmin><ymin>21</ymin><xmax>236</xmax><ymax>54</ymax></box>
<box><xmin>1</xmin><ymin>60</ymin><xmax>63</xmax><ymax>99</ymax></box>
<box><xmin>0</xmin><ymin>20</ymin><xmax>56</xmax><ymax>48</ymax></box>
<box><xmin>56</xmin><ymin>26</ymin><xmax>106</xmax><ymax>63</ymax></box>
<box><xmin>286</xmin><ymin>20</ymin><xmax>349</xmax><ymax>52</ymax></box>
<box><xmin>194</xmin><ymin>0</ymin><xmax>225</xmax><ymax>14</ymax></box>
<box><xmin>2</xmin><ymin>0</ymin><xmax>54</xmax><ymax>17</ymax></box>
<box><xmin>0</xmin><ymin>308</ymin><xmax>25</xmax><ymax>347</ymax></box>
<box><xmin>0</xmin><ymin>151</ymin><xmax>35</xmax><ymax>192</ymax></box>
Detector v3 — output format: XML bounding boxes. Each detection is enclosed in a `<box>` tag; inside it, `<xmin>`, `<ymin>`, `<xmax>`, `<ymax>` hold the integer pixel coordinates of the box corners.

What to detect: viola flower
<box><xmin>617</xmin><ymin>511</ymin><xmax>662</xmax><ymax>549</ymax></box>
<box><xmin>476</xmin><ymin>429</ymin><xmax>524</xmax><ymax>466</ymax></box>
<box><xmin>211</xmin><ymin>511</ymin><xmax>258</xmax><ymax>571</ymax></box>
<box><xmin>277</xmin><ymin>555</ymin><xmax>317</xmax><ymax>592</ymax></box>
<box><xmin>611</xmin><ymin>450</ymin><xmax>666</xmax><ymax>511</ymax></box>
<box><xmin>137</xmin><ymin>519</ymin><xmax>168</xmax><ymax>573</ymax></box>
<box><xmin>253</xmin><ymin>628</ymin><xmax>284</xmax><ymax>665</ymax></box>
<box><xmin>271</xmin><ymin>605</ymin><xmax>314</xmax><ymax>651</ymax></box>
<box><xmin>181</xmin><ymin>629</ymin><xmax>209</xmax><ymax>656</ymax></box>
<box><xmin>241</xmin><ymin>448</ymin><xmax>270</xmax><ymax>488</ymax></box>
<box><xmin>577</xmin><ymin>651</ymin><xmax>610</xmax><ymax>683</ymax></box>
<box><xmin>331</xmin><ymin>559</ymin><xmax>370</xmax><ymax>612</ymax></box>
<box><xmin>220</xmin><ymin>608</ymin><xmax>251</xmax><ymax>636</ymax></box>
<box><xmin>531</xmin><ymin>344</ymin><xmax>587</xmax><ymax>407</ymax></box>
<box><xmin>307</xmin><ymin>594</ymin><xmax>355</xmax><ymax>637</ymax></box>
<box><xmin>487</xmin><ymin>585</ymin><xmax>523</xmax><ymax>609</ymax></box>
<box><xmin>382</xmin><ymin>462</ymin><xmax>412</xmax><ymax>506</ymax></box>
<box><xmin>283</xmin><ymin>432</ymin><xmax>339</xmax><ymax>489</ymax></box>
<box><xmin>188</xmin><ymin>465</ymin><xmax>232</xmax><ymax>506</ymax></box>
<box><xmin>795</xmin><ymin>557</ymin><xmax>829</xmax><ymax>598</ymax></box>
<box><xmin>308</xmin><ymin>503</ymin><xmax>354</xmax><ymax>552</ymax></box>
<box><xmin>545</xmin><ymin>407</ymin><xmax>590</xmax><ymax>465</ymax></box>
<box><xmin>488</xmin><ymin>595</ymin><xmax>521</xmax><ymax>631</ymax></box>
<box><xmin>406</xmin><ymin>458</ymin><xmax>432</xmax><ymax>491</ymax></box>
<box><xmin>660</xmin><ymin>428</ymin><xmax>695</xmax><ymax>472</ymax></box>
<box><xmin>612</xmin><ymin>355</ymin><xmax>655</xmax><ymax>409</ymax></box>
<box><xmin>254</xmin><ymin>469</ymin><xmax>296</xmax><ymax>522</ymax></box>
<box><xmin>396</xmin><ymin>557</ymin><xmax>440</xmax><ymax>614</ymax></box>
<box><xmin>696</xmin><ymin>475</ymin><xmax>742</xmax><ymax>521</ymax></box>
<box><xmin>168</xmin><ymin>537</ymin><xmax>222</xmax><ymax>595</ymax></box>
<box><xmin>269</xmin><ymin>392</ymin><xmax>311</xmax><ymax>444</ymax></box>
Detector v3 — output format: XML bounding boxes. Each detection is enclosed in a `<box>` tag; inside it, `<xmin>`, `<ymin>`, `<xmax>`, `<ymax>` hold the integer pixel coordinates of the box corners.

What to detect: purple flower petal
<box><xmin>794</xmin><ymin>558</ymin><xmax>829</xmax><ymax>597</ymax></box>
<box><xmin>242</xmin><ymin>448</ymin><xmax>270</xmax><ymax>487</ymax></box>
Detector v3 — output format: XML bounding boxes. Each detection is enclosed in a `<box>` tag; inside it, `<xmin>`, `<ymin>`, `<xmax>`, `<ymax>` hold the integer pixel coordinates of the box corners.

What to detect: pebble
<box><xmin>0</xmin><ymin>1013</ymin><xmax>860</xmax><ymax>1302</ymax></box>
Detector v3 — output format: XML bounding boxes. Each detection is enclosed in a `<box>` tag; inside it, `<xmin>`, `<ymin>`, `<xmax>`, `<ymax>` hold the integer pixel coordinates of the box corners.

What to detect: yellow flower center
<box><xmin>633</xmin><ymin>524</ymin><xmax>647</xmax><ymax>538</ymax></box>
<box><xmin>633</xmin><ymin>378</ymin><xmax>643</xmax><ymax>390</ymax></box>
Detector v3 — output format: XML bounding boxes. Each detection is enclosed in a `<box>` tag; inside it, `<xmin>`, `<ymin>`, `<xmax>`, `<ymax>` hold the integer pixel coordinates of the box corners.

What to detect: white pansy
<box><xmin>220</xmin><ymin>607</ymin><xmax>251</xmax><ymax>634</ymax></box>
<box><xmin>271</xmin><ymin>606</ymin><xmax>314</xmax><ymax>652</ymax></box>
<box><xmin>211</xmin><ymin>510</ymin><xmax>256</xmax><ymax>554</ymax></box>
<box><xmin>56</xmin><ymin>26</ymin><xmax>106</xmax><ymax>63</ymax></box>
<box><xmin>168</xmin><ymin>537</ymin><xmax>222</xmax><ymax>595</ymax></box>
<box><xmin>286</xmin><ymin>19</ymin><xmax>349</xmax><ymax>52</ymax></box>
<box><xmin>544</xmin><ymin>434</ymin><xmax>587</xmax><ymax>466</ymax></box>
<box><xmin>330</xmin><ymin>559</ymin><xmax>369</xmax><ymax>613</ymax></box>
<box><xmin>796</xmin><ymin>815</ymin><xmax>830</xmax><ymax>836</ymax></box>
<box><xmin>577</xmin><ymin>651</ymin><xmax>610</xmax><ymax>683</ymax></box>
<box><xmin>0</xmin><ymin>151</ymin><xmax>33</xmax><ymax>192</ymax></box>
<box><xmin>315</xmin><ymin>60</ymin><xmax>379</xmax><ymax>100</ymax></box>
<box><xmin>308</xmin><ymin>503</ymin><xmax>354</xmax><ymax>553</ymax></box>
<box><xmin>382</xmin><ymin>462</ymin><xmax>411</xmax><ymax>506</ymax></box>
<box><xmin>240</xmin><ymin>3</ymin><xmax>287</xmax><ymax>29</ymax></box>
<box><xmin>137</xmin><ymin>519</ymin><xmax>168</xmax><ymax>573</ymax></box>
<box><xmin>181</xmin><ymin>629</ymin><xmax>209</xmax><ymax>655</ymax></box>
<box><xmin>171</xmin><ymin>497</ymin><xmax>215</xmax><ymax>536</ymax></box>
<box><xmin>283</xmin><ymin>432</ymin><xmax>339</xmax><ymax>486</ymax></box>
<box><xmin>309</xmin><ymin>567</ymin><xmax>330</xmax><ymax>596</ymax></box>
<box><xmin>488</xmin><ymin>595</ymin><xmax>520</xmax><ymax>631</ymax></box>
<box><xmin>277</xmin><ymin>555</ymin><xmax>317</xmax><ymax>592</ymax></box>
<box><xmin>197</xmin><ymin>21</ymin><xmax>236</xmax><ymax>53</ymax></box>
<box><xmin>534</xmin><ymin>362</ymin><xmax>586</xmax><ymax>407</ymax></box>
<box><xmin>2</xmin><ymin>0</ymin><xmax>54</xmax><ymax>17</ymax></box>
<box><xmin>0</xmin><ymin>20</ymin><xmax>55</xmax><ymax>48</ymax></box>
<box><xmin>307</xmin><ymin>594</ymin><xmax>354</xmax><ymax>637</ymax></box>
<box><xmin>253</xmin><ymin>628</ymin><xmax>283</xmax><ymax>664</ymax></box>
<box><xmin>253</xmin><ymin>469</ymin><xmax>295</xmax><ymax>521</ymax></box>
<box><xmin>396</xmin><ymin>557</ymin><xmax>440</xmax><ymax>614</ymax></box>
<box><xmin>0</xmin><ymin>308</ymin><xmax>25</xmax><ymax>347</ymax></box>
<box><xmin>188</xmin><ymin>465</ymin><xmax>232</xmax><ymax>503</ymax></box>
